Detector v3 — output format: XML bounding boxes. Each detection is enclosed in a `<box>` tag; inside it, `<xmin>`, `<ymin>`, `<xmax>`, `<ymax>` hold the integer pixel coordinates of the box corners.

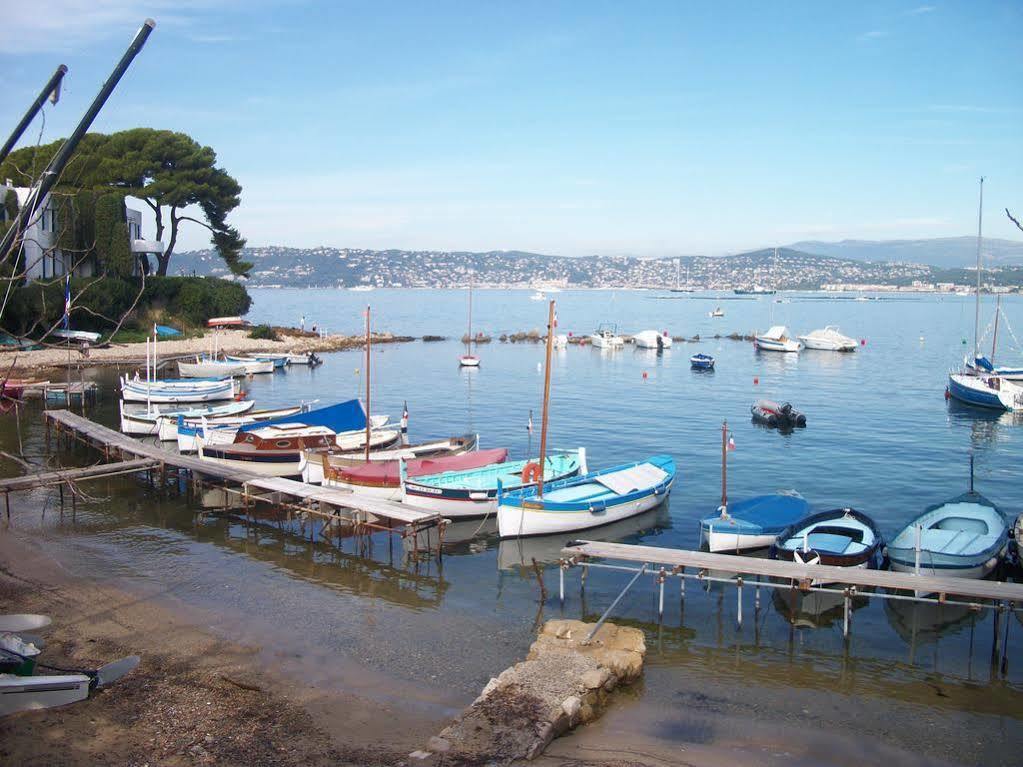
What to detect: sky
<box><xmin>0</xmin><ymin>1</ymin><xmax>1020</xmax><ymax>257</ymax></box>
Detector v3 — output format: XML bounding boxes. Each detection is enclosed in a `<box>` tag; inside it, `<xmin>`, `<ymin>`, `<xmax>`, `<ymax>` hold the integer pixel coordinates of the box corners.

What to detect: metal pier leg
<box><xmin>657</xmin><ymin>567</ymin><xmax>666</xmax><ymax>622</ymax></box>
<box><xmin>584</xmin><ymin>564</ymin><xmax>648</xmax><ymax>645</ymax></box>
<box><xmin>736</xmin><ymin>577</ymin><xmax>743</xmax><ymax>630</ymax></box>
<box><xmin>843</xmin><ymin>588</ymin><xmax>851</xmax><ymax>639</ymax></box>
<box><xmin>992</xmin><ymin>602</ymin><xmax>1003</xmax><ymax>669</ymax></box>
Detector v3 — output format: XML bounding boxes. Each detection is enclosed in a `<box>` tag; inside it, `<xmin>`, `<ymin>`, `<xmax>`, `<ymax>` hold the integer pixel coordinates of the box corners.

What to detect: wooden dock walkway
<box><xmin>40</xmin><ymin>410</ymin><xmax>446</xmax><ymax>547</ymax></box>
<box><xmin>561</xmin><ymin>540</ymin><xmax>1023</xmax><ymax>604</ymax></box>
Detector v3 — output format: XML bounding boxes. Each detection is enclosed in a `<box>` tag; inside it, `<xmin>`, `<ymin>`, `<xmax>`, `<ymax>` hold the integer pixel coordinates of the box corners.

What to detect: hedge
<box><xmin>3</xmin><ymin>275</ymin><xmax>251</xmax><ymax>337</ymax></box>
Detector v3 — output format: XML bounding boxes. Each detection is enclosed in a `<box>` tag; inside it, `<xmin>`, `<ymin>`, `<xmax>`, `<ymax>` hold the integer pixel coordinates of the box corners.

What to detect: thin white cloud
<box><xmin>906</xmin><ymin>5</ymin><xmax>936</xmax><ymax>15</ymax></box>
<box><xmin>857</xmin><ymin>29</ymin><xmax>889</xmax><ymax>41</ymax></box>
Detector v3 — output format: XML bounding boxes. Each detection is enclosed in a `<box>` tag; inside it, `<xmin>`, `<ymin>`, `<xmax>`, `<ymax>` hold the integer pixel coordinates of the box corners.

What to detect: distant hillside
<box><xmin>171</xmin><ymin>246</ymin><xmax>936</xmax><ymax>289</ymax></box>
<box><xmin>790</xmin><ymin>237</ymin><xmax>1023</xmax><ymax>268</ymax></box>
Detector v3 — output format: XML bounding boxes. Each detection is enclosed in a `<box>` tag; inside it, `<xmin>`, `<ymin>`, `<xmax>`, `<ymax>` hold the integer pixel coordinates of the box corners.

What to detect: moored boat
<box><xmin>166</xmin><ymin>404</ymin><xmax>309</xmax><ymax>448</ymax></box>
<box><xmin>770</xmin><ymin>508</ymin><xmax>886</xmax><ymax>568</ymax></box>
<box><xmin>798</xmin><ymin>326</ymin><xmax>857</xmax><ymax>352</ymax></box>
<box><xmin>690</xmin><ymin>353</ymin><xmax>714</xmax><ymax>370</ymax></box>
<box><xmin>496</xmin><ymin>455</ymin><xmax>675</xmax><ymax>538</ymax></box>
<box><xmin>590</xmin><ymin>323</ymin><xmax>624</xmax><ymax>349</ymax></box>
<box><xmin>223</xmin><ymin>355</ymin><xmax>276</xmax><ymax>375</ymax></box>
<box><xmin>708</xmin><ymin>307</ymin><xmax>724</xmax><ymax>318</ymax></box>
<box><xmin>196</xmin><ymin>424</ymin><xmax>335</xmax><ymax>477</ymax></box>
<box><xmin>177</xmin><ymin>357</ymin><xmax>247</xmax><ymax>379</ymax></box>
<box><xmin>889</xmin><ymin>487</ymin><xmax>1008</xmax><ymax>579</ymax></box>
<box><xmin>119</xmin><ymin>398</ymin><xmax>254</xmax><ymax>436</ymax></box>
<box><xmin>320</xmin><ymin>447</ymin><xmax>509</xmax><ymax>499</ymax></box>
<box><xmin>947</xmin><ymin>372</ymin><xmax>1023</xmax><ymax>412</ymax></box>
<box><xmin>401</xmin><ymin>450</ymin><xmax>586</xmax><ymax>519</ymax></box>
<box><xmin>632</xmin><ymin>330</ymin><xmax>672</xmax><ymax>349</ymax></box>
<box><xmin>287</xmin><ymin>351</ymin><xmax>321</xmax><ymax>366</ymax></box>
<box><xmin>751</xmin><ymin>399</ymin><xmax>806</xmax><ymax>428</ymax></box>
<box><xmin>304</xmin><ymin>433</ymin><xmax>480</xmax><ymax>483</ymax></box>
<box><xmin>701</xmin><ymin>494</ymin><xmax>811</xmax><ymax>552</ymax></box>
<box><xmin>754</xmin><ymin>325</ymin><xmax>802</xmax><ymax>352</ymax></box>
<box><xmin>120</xmin><ymin>375</ymin><xmax>238</xmax><ymax>404</ymax></box>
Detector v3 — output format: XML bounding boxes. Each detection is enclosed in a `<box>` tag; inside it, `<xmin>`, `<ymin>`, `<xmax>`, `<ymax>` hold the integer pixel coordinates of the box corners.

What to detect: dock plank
<box><xmin>0</xmin><ymin>458</ymin><xmax>160</xmax><ymax>492</ymax></box>
<box><xmin>561</xmin><ymin>540</ymin><xmax>1023</xmax><ymax>603</ymax></box>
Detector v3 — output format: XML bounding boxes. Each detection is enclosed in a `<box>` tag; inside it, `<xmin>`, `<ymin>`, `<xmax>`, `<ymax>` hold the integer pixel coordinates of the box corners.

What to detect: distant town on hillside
<box><xmin>174</xmin><ymin>237</ymin><xmax>1023</xmax><ymax>292</ymax></box>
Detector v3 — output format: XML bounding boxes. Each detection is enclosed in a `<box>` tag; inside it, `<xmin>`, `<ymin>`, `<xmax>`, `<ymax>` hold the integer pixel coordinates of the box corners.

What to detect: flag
<box><xmin>553</xmin><ymin>311</ymin><xmax>558</xmax><ymax>329</ymax></box>
<box><xmin>727</xmin><ymin>433</ymin><xmax>736</xmax><ymax>451</ymax></box>
<box><xmin>527</xmin><ymin>410</ymin><xmax>533</xmax><ymax>434</ymax></box>
<box><xmin>400</xmin><ymin>401</ymin><xmax>409</xmax><ymax>433</ymax></box>
<box><xmin>62</xmin><ymin>274</ymin><xmax>70</xmax><ymax>330</ymax></box>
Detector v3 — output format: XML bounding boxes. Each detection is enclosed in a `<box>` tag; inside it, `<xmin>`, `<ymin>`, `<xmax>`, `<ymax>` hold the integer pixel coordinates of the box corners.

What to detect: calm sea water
<box><xmin>4</xmin><ymin>287</ymin><xmax>1022</xmax><ymax>764</ymax></box>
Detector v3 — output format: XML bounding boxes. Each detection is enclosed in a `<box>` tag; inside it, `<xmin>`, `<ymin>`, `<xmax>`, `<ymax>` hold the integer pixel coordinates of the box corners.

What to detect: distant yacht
<box><xmin>530</xmin><ymin>290</ymin><xmax>546</xmax><ymax>301</ymax></box>
<box><xmin>350</xmin><ymin>285</ymin><xmax>374</xmax><ymax>292</ymax></box>
<box><xmin>670</xmin><ymin>259</ymin><xmax>694</xmax><ymax>293</ymax></box>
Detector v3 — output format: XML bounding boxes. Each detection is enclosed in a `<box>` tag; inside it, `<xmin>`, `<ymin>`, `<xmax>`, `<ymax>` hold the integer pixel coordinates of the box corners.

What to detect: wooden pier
<box><xmin>36</xmin><ymin>409</ymin><xmax>447</xmax><ymax>555</ymax></box>
<box><xmin>558</xmin><ymin>540</ymin><xmax>1022</xmax><ymax>656</ymax></box>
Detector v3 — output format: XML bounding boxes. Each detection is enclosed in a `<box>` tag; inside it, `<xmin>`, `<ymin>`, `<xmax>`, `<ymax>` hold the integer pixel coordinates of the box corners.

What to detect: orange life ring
<box><xmin>521</xmin><ymin>462</ymin><xmax>542</xmax><ymax>484</ymax></box>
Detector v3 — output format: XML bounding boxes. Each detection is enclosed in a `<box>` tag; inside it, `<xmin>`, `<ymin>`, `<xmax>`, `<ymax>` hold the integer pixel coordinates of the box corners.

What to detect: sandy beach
<box><xmin>1</xmin><ymin>328</ymin><xmax>413</xmax><ymax>375</ymax></box>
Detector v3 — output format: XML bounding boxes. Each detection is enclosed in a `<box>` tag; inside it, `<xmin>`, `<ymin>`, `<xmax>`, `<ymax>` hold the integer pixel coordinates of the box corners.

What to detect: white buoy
<box><xmin>536</xmin><ymin>362</ymin><xmax>542</xmax><ymax>372</ymax></box>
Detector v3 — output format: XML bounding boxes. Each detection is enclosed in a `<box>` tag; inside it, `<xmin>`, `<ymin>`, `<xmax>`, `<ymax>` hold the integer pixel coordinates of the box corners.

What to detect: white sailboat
<box><xmin>460</xmin><ymin>270</ymin><xmax>480</xmax><ymax>367</ymax></box>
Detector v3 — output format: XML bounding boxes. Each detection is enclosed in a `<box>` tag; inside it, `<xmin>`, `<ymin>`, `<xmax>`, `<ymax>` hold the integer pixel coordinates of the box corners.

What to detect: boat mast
<box><xmin>467</xmin><ymin>268</ymin><xmax>473</xmax><ymax>355</ymax></box>
<box><xmin>974</xmin><ymin>177</ymin><xmax>984</xmax><ymax>358</ymax></box>
<box><xmin>720</xmin><ymin>419</ymin><xmax>727</xmax><ymax>510</ymax></box>
<box><xmin>364</xmin><ymin>304</ymin><xmax>371</xmax><ymax>462</ymax></box>
<box><xmin>536</xmin><ymin>300</ymin><xmax>556</xmax><ymax>497</ymax></box>
<box><xmin>991</xmin><ymin>295</ymin><xmax>1001</xmax><ymax>364</ymax></box>
<box><xmin>675</xmin><ymin>258</ymin><xmax>680</xmax><ymax>290</ymax></box>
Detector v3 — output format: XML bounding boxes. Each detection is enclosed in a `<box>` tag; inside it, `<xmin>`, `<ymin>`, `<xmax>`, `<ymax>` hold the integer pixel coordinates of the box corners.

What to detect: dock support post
<box><xmin>992</xmin><ymin>601</ymin><xmax>1003</xmax><ymax>669</ymax></box>
<box><xmin>736</xmin><ymin>576</ymin><xmax>744</xmax><ymax>630</ymax></box>
<box><xmin>843</xmin><ymin>588</ymin><xmax>852</xmax><ymax>639</ymax></box>
<box><xmin>657</xmin><ymin>567</ymin><xmax>666</xmax><ymax>621</ymax></box>
<box><xmin>4</xmin><ymin>491</ymin><xmax>8</xmax><ymax>520</ymax></box>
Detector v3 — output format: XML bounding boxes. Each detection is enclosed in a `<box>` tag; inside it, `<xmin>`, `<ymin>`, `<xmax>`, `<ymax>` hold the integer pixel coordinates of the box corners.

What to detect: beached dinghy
<box><xmin>304</xmin><ymin>433</ymin><xmax>480</xmax><ymax>483</ymax></box>
<box><xmin>0</xmin><ymin>652</ymin><xmax>139</xmax><ymax>717</ymax></box>
<box><xmin>401</xmin><ymin>451</ymin><xmax>585</xmax><ymax>519</ymax></box>
<box><xmin>770</xmin><ymin>508</ymin><xmax>886</xmax><ymax>569</ymax></box>
<box><xmin>496</xmin><ymin>455</ymin><xmax>675</xmax><ymax>538</ymax></box>
<box><xmin>701</xmin><ymin>494</ymin><xmax>811</xmax><ymax>552</ymax></box>
<box><xmin>798</xmin><ymin>326</ymin><xmax>857</xmax><ymax>352</ymax></box>
<box><xmin>754</xmin><ymin>325</ymin><xmax>802</xmax><ymax>353</ymax></box>
<box><xmin>633</xmin><ymin>330</ymin><xmax>672</xmax><ymax>349</ymax></box>
<box><xmin>751</xmin><ymin>400</ymin><xmax>806</xmax><ymax>429</ymax></box>
<box><xmin>889</xmin><ymin>487</ymin><xmax>1008</xmax><ymax>579</ymax></box>
<box><xmin>120</xmin><ymin>375</ymin><xmax>238</xmax><ymax>404</ymax></box>
<box><xmin>690</xmin><ymin>353</ymin><xmax>715</xmax><ymax>370</ymax></box>
<box><xmin>319</xmin><ymin>448</ymin><xmax>508</xmax><ymax>499</ymax></box>
<box><xmin>120</xmin><ymin>399</ymin><xmax>254</xmax><ymax>436</ymax></box>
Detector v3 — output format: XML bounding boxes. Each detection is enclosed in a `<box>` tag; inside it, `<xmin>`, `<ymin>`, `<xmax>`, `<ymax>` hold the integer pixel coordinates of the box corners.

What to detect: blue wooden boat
<box><xmin>700</xmin><ymin>494</ymin><xmax>810</xmax><ymax>552</ymax></box>
<box><xmin>889</xmin><ymin>491</ymin><xmax>1008</xmax><ymax>579</ymax></box>
<box><xmin>401</xmin><ymin>450</ymin><xmax>585</xmax><ymax>519</ymax></box>
<box><xmin>690</xmin><ymin>353</ymin><xmax>715</xmax><ymax>370</ymax></box>
<box><xmin>770</xmin><ymin>508</ymin><xmax>886</xmax><ymax>569</ymax></box>
<box><xmin>496</xmin><ymin>455</ymin><xmax>675</xmax><ymax>537</ymax></box>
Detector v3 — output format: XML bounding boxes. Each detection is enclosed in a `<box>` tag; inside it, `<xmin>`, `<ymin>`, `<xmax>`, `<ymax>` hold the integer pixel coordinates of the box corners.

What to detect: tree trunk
<box><xmin>155</xmin><ymin>206</ymin><xmax>179</xmax><ymax>276</ymax></box>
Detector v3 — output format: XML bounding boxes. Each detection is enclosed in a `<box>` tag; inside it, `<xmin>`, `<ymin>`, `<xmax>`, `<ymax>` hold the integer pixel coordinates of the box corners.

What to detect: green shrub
<box><xmin>248</xmin><ymin>324</ymin><xmax>278</xmax><ymax>341</ymax></box>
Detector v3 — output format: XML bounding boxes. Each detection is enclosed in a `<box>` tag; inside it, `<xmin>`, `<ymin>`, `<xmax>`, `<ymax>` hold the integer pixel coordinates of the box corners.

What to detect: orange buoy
<box><xmin>521</xmin><ymin>462</ymin><xmax>542</xmax><ymax>484</ymax></box>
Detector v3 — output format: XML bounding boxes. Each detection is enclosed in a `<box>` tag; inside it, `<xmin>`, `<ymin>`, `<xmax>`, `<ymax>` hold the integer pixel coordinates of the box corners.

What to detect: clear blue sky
<box><xmin>1</xmin><ymin>2</ymin><xmax>1020</xmax><ymax>256</ymax></box>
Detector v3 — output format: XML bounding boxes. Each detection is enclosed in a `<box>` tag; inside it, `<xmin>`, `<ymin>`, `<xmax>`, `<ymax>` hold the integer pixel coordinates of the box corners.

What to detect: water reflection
<box><xmin>772</xmin><ymin>586</ymin><xmax>870</xmax><ymax>629</ymax></box>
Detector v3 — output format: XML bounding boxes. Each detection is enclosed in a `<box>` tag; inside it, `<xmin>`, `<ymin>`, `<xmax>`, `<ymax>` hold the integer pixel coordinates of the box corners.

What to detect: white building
<box><xmin>0</xmin><ymin>183</ymin><xmax>162</xmax><ymax>281</ymax></box>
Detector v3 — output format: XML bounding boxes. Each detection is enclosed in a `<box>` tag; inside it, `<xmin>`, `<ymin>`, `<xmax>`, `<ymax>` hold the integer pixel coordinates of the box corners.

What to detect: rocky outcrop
<box><xmin>411</xmin><ymin>620</ymin><xmax>645</xmax><ymax>764</ymax></box>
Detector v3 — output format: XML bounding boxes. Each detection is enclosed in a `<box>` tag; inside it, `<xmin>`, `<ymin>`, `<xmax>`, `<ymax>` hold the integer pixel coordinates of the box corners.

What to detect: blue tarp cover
<box><xmin>237</xmin><ymin>399</ymin><xmax>367</xmax><ymax>434</ymax></box>
<box><xmin>727</xmin><ymin>494</ymin><xmax>811</xmax><ymax>528</ymax></box>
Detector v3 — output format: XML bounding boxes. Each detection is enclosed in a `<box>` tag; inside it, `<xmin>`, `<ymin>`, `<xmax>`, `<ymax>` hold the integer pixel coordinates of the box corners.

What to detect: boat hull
<box><xmin>947</xmin><ymin>373</ymin><xmax>1021</xmax><ymax>411</ymax></box>
<box><xmin>754</xmin><ymin>338</ymin><xmax>801</xmax><ymax>352</ymax></box>
<box><xmin>0</xmin><ymin>674</ymin><xmax>92</xmax><ymax>717</ymax></box>
<box><xmin>703</xmin><ymin>530</ymin><xmax>777</xmax><ymax>553</ymax></box>
<box><xmin>195</xmin><ymin>444</ymin><xmax>307</xmax><ymax>477</ymax></box>
<box><xmin>497</xmin><ymin>483</ymin><xmax>669</xmax><ymax>537</ymax></box>
<box><xmin>121</xmin><ymin>381</ymin><xmax>236</xmax><ymax>404</ymax></box>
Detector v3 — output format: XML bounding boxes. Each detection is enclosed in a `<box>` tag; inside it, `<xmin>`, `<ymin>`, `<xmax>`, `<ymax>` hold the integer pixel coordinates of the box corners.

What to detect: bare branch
<box><xmin>1008</xmin><ymin>208</ymin><xmax>1023</xmax><ymax>234</ymax></box>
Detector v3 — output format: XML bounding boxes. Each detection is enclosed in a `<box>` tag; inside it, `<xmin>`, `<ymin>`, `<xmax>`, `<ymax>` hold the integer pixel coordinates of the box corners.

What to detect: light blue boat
<box><xmin>401</xmin><ymin>450</ymin><xmax>585</xmax><ymax>519</ymax></box>
<box><xmin>496</xmin><ymin>454</ymin><xmax>675</xmax><ymax>538</ymax></box>
<box><xmin>700</xmin><ymin>494</ymin><xmax>810</xmax><ymax>552</ymax></box>
<box><xmin>889</xmin><ymin>491</ymin><xmax>1008</xmax><ymax>579</ymax></box>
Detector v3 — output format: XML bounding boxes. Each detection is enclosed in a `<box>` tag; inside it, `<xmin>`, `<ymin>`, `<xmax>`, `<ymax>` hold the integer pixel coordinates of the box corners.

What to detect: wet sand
<box><xmin>0</xmin><ymin>532</ymin><xmax>438</xmax><ymax>767</ymax></box>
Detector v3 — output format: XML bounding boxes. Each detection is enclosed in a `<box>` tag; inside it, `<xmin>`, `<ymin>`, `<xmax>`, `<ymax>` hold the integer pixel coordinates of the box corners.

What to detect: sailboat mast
<box><xmin>720</xmin><ymin>420</ymin><xmax>727</xmax><ymax>509</ymax></box>
<box><xmin>364</xmin><ymin>305</ymin><xmax>371</xmax><ymax>462</ymax></box>
<box><xmin>974</xmin><ymin>177</ymin><xmax>984</xmax><ymax>358</ymax></box>
<box><xmin>467</xmin><ymin>269</ymin><xmax>473</xmax><ymax>351</ymax></box>
<box><xmin>991</xmin><ymin>295</ymin><xmax>1001</xmax><ymax>364</ymax></box>
<box><xmin>536</xmin><ymin>300</ymin><xmax>556</xmax><ymax>497</ymax></box>
<box><xmin>675</xmin><ymin>258</ymin><xmax>680</xmax><ymax>290</ymax></box>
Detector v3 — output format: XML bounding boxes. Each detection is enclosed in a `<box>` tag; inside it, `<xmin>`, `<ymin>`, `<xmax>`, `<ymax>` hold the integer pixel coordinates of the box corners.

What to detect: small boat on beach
<box><xmin>751</xmin><ymin>400</ymin><xmax>806</xmax><ymax>429</ymax></box>
<box><xmin>52</xmin><ymin>329</ymin><xmax>101</xmax><ymax>343</ymax></box>
<box><xmin>690</xmin><ymin>353</ymin><xmax>714</xmax><ymax>370</ymax></box>
<box><xmin>401</xmin><ymin>450</ymin><xmax>585</xmax><ymax>519</ymax></box>
<box><xmin>889</xmin><ymin>482</ymin><xmax>1008</xmax><ymax>579</ymax></box>
<box><xmin>496</xmin><ymin>455</ymin><xmax>675</xmax><ymax>538</ymax></box>
<box><xmin>701</xmin><ymin>494</ymin><xmax>811</xmax><ymax>552</ymax></box>
<box><xmin>754</xmin><ymin>325</ymin><xmax>802</xmax><ymax>353</ymax></box>
<box><xmin>319</xmin><ymin>447</ymin><xmax>509</xmax><ymax>499</ymax></box>
<box><xmin>798</xmin><ymin>326</ymin><xmax>857</xmax><ymax>352</ymax></box>
<box><xmin>770</xmin><ymin>508</ymin><xmax>886</xmax><ymax>569</ymax></box>
<box><xmin>633</xmin><ymin>330</ymin><xmax>672</xmax><ymax>350</ymax></box>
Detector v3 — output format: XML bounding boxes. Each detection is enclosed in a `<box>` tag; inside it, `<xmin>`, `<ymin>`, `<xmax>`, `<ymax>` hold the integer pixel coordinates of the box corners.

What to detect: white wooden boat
<box><xmin>195</xmin><ymin>424</ymin><xmax>335</xmax><ymax>477</ymax></box>
<box><xmin>754</xmin><ymin>325</ymin><xmax>802</xmax><ymax>353</ymax></box>
<box><xmin>287</xmin><ymin>352</ymin><xmax>321</xmax><ymax>366</ymax></box>
<box><xmin>496</xmin><ymin>455</ymin><xmax>675</xmax><ymax>537</ymax></box>
<box><xmin>708</xmin><ymin>307</ymin><xmax>724</xmax><ymax>318</ymax></box>
<box><xmin>306</xmin><ymin>433</ymin><xmax>480</xmax><ymax>485</ymax></box>
<box><xmin>632</xmin><ymin>330</ymin><xmax>672</xmax><ymax>349</ymax></box>
<box><xmin>223</xmin><ymin>355</ymin><xmax>275</xmax><ymax>374</ymax></box>
<box><xmin>177</xmin><ymin>357</ymin><xmax>247</xmax><ymax>378</ymax></box>
<box><xmin>52</xmin><ymin>329</ymin><xmax>101</xmax><ymax>343</ymax></box>
<box><xmin>164</xmin><ymin>404</ymin><xmax>308</xmax><ymax>447</ymax></box>
<box><xmin>590</xmin><ymin>323</ymin><xmax>624</xmax><ymax>348</ymax></box>
<box><xmin>119</xmin><ymin>399</ymin><xmax>254</xmax><ymax>436</ymax></box>
<box><xmin>120</xmin><ymin>375</ymin><xmax>238</xmax><ymax>404</ymax></box>
<box><xmin>798</xmin><ymin>326</ymin><xmax>857</xmax><ymax>352</ymax></box>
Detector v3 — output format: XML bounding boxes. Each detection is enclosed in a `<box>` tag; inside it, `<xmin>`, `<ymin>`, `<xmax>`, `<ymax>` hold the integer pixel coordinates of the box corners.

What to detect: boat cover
<box><xmin>594</xmin><ymin>463</ymin><xmax>668</xmax><ymax>496</ymax></box>
<box><xmin>238</xmin><ymin>399</ymin><xmax>367</xmax><ymax>434</ymax></box>
<box><xmin>336</xmin><ymin>448</ymin><xmax>508</xmax><ymax>484</ymax></box>
<box><xmin>726</xmin><ymin>494</ymin><xmax>810</xmax><ymax>527</ymax></box>
<box><xmin>974</xmin><ymin>356</ymin><xmax>995</xmax><ymax>372</ymax></box>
